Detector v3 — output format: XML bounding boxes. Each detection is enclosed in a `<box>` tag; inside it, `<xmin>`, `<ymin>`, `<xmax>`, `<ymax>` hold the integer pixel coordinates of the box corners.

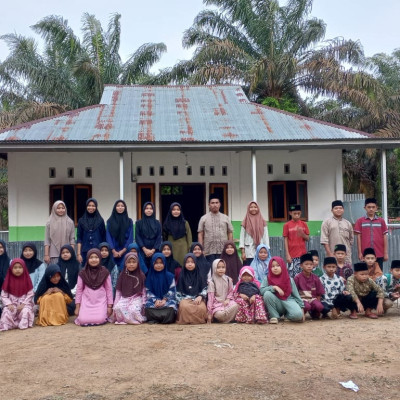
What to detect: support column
<box><xmin>119</xmin><ymin>151</ymin><xmax>124</xmax><ymax>200</ymax></box>
<box><xmin>252</xmin><ymin>149</ymin><xmax>257</xmax><ymax>201</ymax></box>
<box><xmin>381</xmin><ymin>149</ymin><xmax>388</xmax><ymax>223</ymax></box>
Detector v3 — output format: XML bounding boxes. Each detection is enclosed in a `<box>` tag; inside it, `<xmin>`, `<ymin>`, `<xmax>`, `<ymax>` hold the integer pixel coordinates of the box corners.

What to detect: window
<box><xmin>136</xmin><ymin>166</ymin><xmax>142</xmax><ymax>176</ymax></box>
<box><xmin>186</xmin><ymin>166</ymin><xmax>192</xmax><ymax>176</ymax></box>
<box><xmin>268</xmin><ymin>181</ymin><xmax>308</xmax><ymax>221</ymax></box>
<box><xmin>67</xmin><ymin>167</ymin><xmax>74</xmax><ymax>178</ymax></box>
<box><xmin>85</xmin><ymin>167</ymin><xmax>92</xmax><ymax>178</ymax></box>
<box><xmin>49</xmin><ymin>168</ymin><xmax>56</xmax><ymax>178</ymax></box>
<box><xmin>209</xmin><ymin>183</ymin><xmax>228</xmax><ymax>215</ymax></box>
<box><xmin>173</xmin><ymin>166</ymin><xmax>179</xmax><ymax>176</ymax></box>
<box><xmin>267</xmin><ymin>164</ymin><xmax>273</xmax><ymax>174</ymax></box>
<box><xmin>136</xmin><ymin>183</ymin><xmax>155</xmax><ymax>219</ymax></box>
<box><xmin>222</xmin><ymin>166</ymin><xmax>228</xmax><ymax>176</ymax></box>
<box><xmin>301</xmin><ymin>164</ymin><xmax>307</xmax><ymax>174</ymax></box>
<box><xmin>159</xmin><ymin>166</ymin><xmax>165</xmax><ymax>176</ymax></box>
<box><xmin>284</xmin><ymin>164</ymin><xmax>290</xmax><ymax>174</ymax></box>
<box><xmin>149</xmin><ymin>166</ymin><xmax>155</xmax><ymax>176</ymax></box>
<box><xmin>50</xmin><ymin>184</ymin><xmax>92</xmax><ymax>225</ymax></box>
<box><xmin>209</xmin><ymin>166</ymin><xmax>215</xmax><ymax>176</ymax></box>
<box><xmin>200</xmin><ymin>166</ymin><xmax>205</xmax><ymax>176</ymax></box>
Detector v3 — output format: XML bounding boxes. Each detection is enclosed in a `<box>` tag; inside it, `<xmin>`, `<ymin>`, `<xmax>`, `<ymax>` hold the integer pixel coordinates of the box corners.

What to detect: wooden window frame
<box><xmin>209</xmin><ymin>183</ymin><xmax>228</xmax><ymax>216</ymax></box>
<box><xmin>136</xmin><ymin>183</ymin><xmax>155</xmax><ymax>219</ymax></box>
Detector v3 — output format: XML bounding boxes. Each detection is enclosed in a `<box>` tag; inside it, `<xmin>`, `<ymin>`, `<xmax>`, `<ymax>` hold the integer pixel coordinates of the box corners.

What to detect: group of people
<box><xmin>0</xmin><ymin>195</ymin><xmax>398</xmax><ymax>331</ymax></box>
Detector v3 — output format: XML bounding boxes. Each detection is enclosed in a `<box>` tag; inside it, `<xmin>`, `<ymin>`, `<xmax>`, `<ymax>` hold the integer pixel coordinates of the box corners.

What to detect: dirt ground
<box><xmin>1</xmin><ymin>306</ymin><xmax>400</xmax><ymax>400</ymax></box>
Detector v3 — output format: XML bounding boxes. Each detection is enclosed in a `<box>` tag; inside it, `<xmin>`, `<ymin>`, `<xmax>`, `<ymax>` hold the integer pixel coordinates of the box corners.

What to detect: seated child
<box><xmin>176</xmin><ymin>253</ymin><xmax>208</xmax><ymax>324</ymax></box>
<box><xmin>294</xmin><ymin>252</ymin><xmax>325</xmax><ymax>319</ymax></box>
<box><xmin>74</xmin><ymin>249</ymin><xmax>113</xmax><ymax>326</ymax></box>
<box><xmin>234</xmin><ymin>266</ymin><xmax>268</xmax><ymax>324</ymax></box>
<box><xmin>385</xmin><ymin>260</ymin><xmax>400</xmax><ymax>302</ymax></box>
<box><xmin>250</xmin><ymin>244</ymin><xmax>272</xmax><ymax>282</ymax></box>
<box><xmin>334</xmin><ymin>244</ymin><xmax>353</xmax><ymax>282</ymax></box>
<box><xmin>99</xmin><ymin>242</ymin><xmax>119</xmax><ymax>295</ymax></box>
<box><xmin>113</xmin><ymin>253</ymin><xmax>146</xmax><ymax>325</ymax></box>
<box><xmin>0</xmin><ymin>259</ymin><xmax>34</xmax><ymax>331</ymax></box>
<box><xmin>126</xmin><ymin>242</ymin><xmax>148</xmax><ymax>275</ymax></box>
<box><xmin>20</xmin><ymin>242</ymin><xmax>46</xmax><ymax>292</ymax></box>
<box><xmin>310</xmin><ymin>250</ymin><xmax>323</xmax><ymax>277</ymax></box>
<box><xmin>221</xmin><ymin>240</ymin><xmax>242</xmax><ymax>285</ymax></box>
<box><xmin>344</xmin><ymin>262</ymin><xmax>386</xmax><ymax>319</ymax></box>
<box><xmin>145</xmin><ymin>253</ymin><xmax>177</xmax><ymax>324</ymax></box>
<box><xmin>0</xmin><ymin>240</ymin><xmax>11</xmax><ymax>293</ymax></box>
<box><xmin>207</xmin><ymin>259</ymin><xmax>239</xmax><ymax>323</ymax></box>
<box><xmin>35</xmin><ymin>264</ymin><xmax>73</xmax><ymax>326</ymax></box>
<box><xmin>190</xmin><ymin>242</ymin><xmax>211</xmax><ymax>283</ymax></box>
<box><xmin>58</xmin><ymin>245</ymin><xmax>80</xmax><ymax>292</ymax></box>
<box><xmin>160</xmin><ymin>241</ymin><xmax>182</xmax><ymax>284</ymax></box>
<box><xmin>260</xmin><ymin>257</ymin><xmax>304</xmax><ymax>324</ymax></box>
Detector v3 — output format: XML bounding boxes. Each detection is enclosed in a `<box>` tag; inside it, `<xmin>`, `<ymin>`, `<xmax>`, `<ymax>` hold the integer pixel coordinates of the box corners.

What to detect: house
<box><xmin>0</xmin><ymin>85</ymin><xmax>398</xmax><ymax>242</ymax></box>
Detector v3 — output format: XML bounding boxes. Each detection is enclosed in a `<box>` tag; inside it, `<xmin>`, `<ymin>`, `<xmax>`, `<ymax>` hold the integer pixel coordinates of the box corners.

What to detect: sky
<box><xmin>0</xmin><ymin>0</ymin><xmax>398</xmax><ymax>72</ymax></box>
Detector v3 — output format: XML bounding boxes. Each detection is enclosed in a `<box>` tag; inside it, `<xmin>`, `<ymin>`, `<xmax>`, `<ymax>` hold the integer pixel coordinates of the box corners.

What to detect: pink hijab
<box><xmin>234</xmin><ymin>266</ymin><xmax>261</xmax><ymax>292</ymax></box>
<box><xmin>241</xmin><ymin>201</ymin><xmax>266</xmax><ymax>246</ymax></box>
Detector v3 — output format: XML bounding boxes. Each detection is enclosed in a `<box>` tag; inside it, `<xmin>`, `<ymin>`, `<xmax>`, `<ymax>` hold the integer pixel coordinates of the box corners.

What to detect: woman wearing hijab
<box><xmin>44</xmin><ymin>200</ymin><xmax>75</xmax><ymax>265</ymax></box>
<box><xmin>74</xmin><ymin>248</ymin><xmax>113</xmax><ymax>326</ymax></box>
<box><xmin>162</xmin><ymin>202</ymin><xmax>192</xmax><ymax>265</ymax></box>
<box><xmin>221</xmin><ymin>240</ymin><xmax>242</xmax><ymax>285</ymax></box>
<box><xmin>106</xmin><ymin>200</ymin><xmax>134</xmax><ymax>268</ymax></box>
<box><xmin>239</xmin><ymin>201</ymin><xmax>269</xmax><ymax>265</ymax></box>
<box><xmin>135</xmin><ymin>202</ymin><xmax>162</xmax><ymax>271</ymax></box>
<box><xmin>250</xmin><ymin>244</ymin><xmax>272</xmax><ymax>283</ymax></box>
<box><xmin>176</xmin><ymin>253</ymin><xmax>208</xmax><ymax>324</ymax></box>
<box><xmin>76</xmin><ymin>198</ymin><xmax>106</xmax><ymax>265</ymax></box>
<box><xmin>190</xmin><ymin>242</ymin><xmax>211</xmax><ymax>283</ymax></box>
<box><xmin>35</xmin><ymin>264</ymin><xmax>73</xmax><ymax>326</ymax></box>
<box><xmin>160</xmin><ymin>241</ymin><xmax>182</xmax><ymax>283</ymax></box>
<box><xmin>20</xmin><ymin>242</ymin><xmax>46</xmax><ymax>292</ymax></box>
<box><xmin>0</xmin><ymin>240</ymin><xmax>10</xmax><ymax>292</ymax></box>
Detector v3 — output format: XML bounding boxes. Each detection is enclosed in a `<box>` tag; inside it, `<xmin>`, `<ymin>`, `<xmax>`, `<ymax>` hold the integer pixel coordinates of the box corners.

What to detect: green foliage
<box><xmin>261</xmin><ymin>96</ymin><xmax>299</xmax><ymax>114</ymax></box>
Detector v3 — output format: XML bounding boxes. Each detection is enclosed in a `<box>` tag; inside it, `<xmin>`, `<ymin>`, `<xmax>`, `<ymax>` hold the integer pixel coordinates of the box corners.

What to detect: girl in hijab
<box><xmin>239</xmin><ymin>201</ymin><xmax>269</xmax><ymax>265</ymax></box>
<box><xmin>234</xmin><ymin>266</ymin><xmax>268</xmax><ymax>324</ymax></box>
<box><xmin>0</xmin><ymin>259</ymin><xmax>34</xmax><ymax>331</ymax></box>
<box><xmin>162</xmin><ymin>202</ymin><xmax>192</xmax><ymax>265</ymax></box>
<box><xmin>260</xmin><ymin>257</ymin><xmax>304</xmax><ymax>324</ymax></box>
<box><xmin>176</xmin><ymin>253</ymin><xmax>208</xmax><ymax>324</ymax></box>
<box><xmin>250</xmin><ymin>244</ymin><xmax>272</xmax><ymax>282</ymax></box>
<box><xmin>135</xmin><ymin>202</ymin><xmax>162</xmax><ymax>271</ymax></box>
<box><xmin>190</xmin><ymin>242</ymin><xmax>211</xmax><ymax>283</ymax></box>
<box><xmin>74</xmin><ymin>248</ymin><xmax>113</xmax><ymax>326</ymax></box>
<box><xmin>58</xmin><ymin>245</ymin><xmax>80</xmax><ymax>291</ymax></box>
<box><xmin>207</xmin><ymin>259</ymin><xmax>238</xmax><ymax>323</ymax></box>
<box><xmin>145</xmin><ymin>253</ymin><xmax>177</xmax><ymax>324</ymax></box>
<box><xmin>35</xmin><ymin>264</ymin><xmax>73</xmax><ymax>326</ymax></box>
<box><xmin>160</xmin><ymin>241</ymin><xmax>182</xmax><ymax>283</ymax></box>
<box><xmin>106</xmin><ymin>200</ymin><xmax>134</xmax><ymax>268</ymax></box>
<box><xmin>44</xmin><ymin>200</ymin><xmax>75</xmax><ymax>265</ymax></box>
<box><xmin>0</xmin><ymin>240</ymin><xmax>10</xmax><ymax>292</ymax></box>
<box><xmin>126</xmin><ymin>242</ymin><xmax>148</xmax><ymax>275</ymax></box>
<box><xmin>113</xmin><ymin>253</ymin><xmax>146</xmax><ymax>325</ymax></box>
<box><xmin>99</xmin><ymin>242</ymin><xmax>118</xmax><ymax>296</ymax></box>
<box><xmin>77</xmin><ymin>198</ymin><xmax>106</xmax><ymax>265</ymax></box>
<box><xmin>20</xmin><ymin>242</ymin><xmax>46</xmax><ymax>292</ymax></box>
<box><xmin>221</xmin><ymin>241</ymin><xmax>242</xmax><ymax>285</ymax></box>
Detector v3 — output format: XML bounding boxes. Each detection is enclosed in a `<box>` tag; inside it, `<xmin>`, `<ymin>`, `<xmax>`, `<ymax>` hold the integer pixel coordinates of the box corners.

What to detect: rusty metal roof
<box><xmin>0</xmin><ymin>85</ymin><xmax>373</xmax><ymax>144</ymax></box>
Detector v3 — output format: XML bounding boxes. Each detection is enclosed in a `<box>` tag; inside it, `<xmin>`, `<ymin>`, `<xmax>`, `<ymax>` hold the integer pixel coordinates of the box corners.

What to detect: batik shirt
<box><xmin>346</xmin><ymin>276</ymin><xmax>384</xmax><ymax>301</ymax></box>
<box><xmin>320</xmin><ymin>273</ymin><xmax>345</xmax><ymax>306</ymax></box>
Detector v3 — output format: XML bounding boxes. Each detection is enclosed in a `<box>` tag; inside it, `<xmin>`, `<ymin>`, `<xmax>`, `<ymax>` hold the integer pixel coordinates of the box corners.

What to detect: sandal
<box><xmin>365</xmin><ymin>312</ymin><xmax>378</xmax><ymax>319</ymax></box>
<box><xmin>349</xmin><ymin>311</ymin><xmax>358</xmax><ymax>319</ymax></box>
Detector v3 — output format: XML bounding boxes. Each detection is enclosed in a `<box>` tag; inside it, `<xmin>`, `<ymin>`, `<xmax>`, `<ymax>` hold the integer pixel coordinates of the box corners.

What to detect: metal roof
<box><xmin>0</xmin><ymin>85</ymin><xmax>388</xmax><ymax>148</ymax></box>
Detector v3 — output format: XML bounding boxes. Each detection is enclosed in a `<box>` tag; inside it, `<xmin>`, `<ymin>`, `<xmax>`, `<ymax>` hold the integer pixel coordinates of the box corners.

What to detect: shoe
<box><xmin>365</xmin><ymin>312</ymin><xmax>378</xmax><ymax>319</ymax></box>
<box><xmin>349</xmin><ymin>311</ymin><xmax>358</xmax><ymax>319</ymax></box>
<box><xmin>269</xmin><ymin>318</ymin><xmax>278</xmax><ymax>324</ymax></box>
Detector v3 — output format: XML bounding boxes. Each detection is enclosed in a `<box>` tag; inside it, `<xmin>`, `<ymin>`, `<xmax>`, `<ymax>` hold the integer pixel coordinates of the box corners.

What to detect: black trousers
<box><xmin>321</xmin><ymin>293</ymin><xmax>354</xmax><ymax>315</ymax></box>
<box><xmin>145</xmin><ymin>307</ymin><xmax>176</xmax><ymax>324</ymax></box>
<box><xmin>340</xmin><ymin>291</ymin><xmax>379</xmax><ymax>312</ymax></box>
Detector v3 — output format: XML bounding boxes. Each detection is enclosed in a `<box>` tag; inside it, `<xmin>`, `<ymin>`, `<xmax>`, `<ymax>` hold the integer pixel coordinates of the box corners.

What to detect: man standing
<box><xmin>198</xmin><ymin>194</ymin><xmax>233</xmax><ymax>263</ymax></box>
<box><xmin>320</xmin><ymin>200</ymin><xmax>354</xmax><ymax>264</ymax></box>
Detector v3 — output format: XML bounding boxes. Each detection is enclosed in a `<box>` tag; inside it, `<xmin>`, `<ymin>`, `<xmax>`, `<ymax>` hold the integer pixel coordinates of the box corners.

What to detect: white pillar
<box><xmin>252</xmin><ymin>149</ymin><xmax>257</xmax><ymax>201</ymax></box>
<box><xmin>119</xmin><ymin>152</ymin><xmax>124</xmax><ymax>200</ymax></box>
<box><xmin>381</xmin><ymin>149</ymin><xmax>388</xmax><ymax>223</ymax></box>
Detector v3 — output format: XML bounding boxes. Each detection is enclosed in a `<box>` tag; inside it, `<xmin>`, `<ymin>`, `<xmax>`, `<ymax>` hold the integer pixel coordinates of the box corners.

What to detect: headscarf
<box><xmin>207</xmin><ymin>259</ymin><xmax>231</xmax><ymax>302</ymax></box>
<box><xmin>162</xmin><ymin>202</ymin><xmax>186</xmax><ymax>240</ymax></box>
<box><xmin>221</xmin><ymin>240</ymin><xmax>242</xmax><ymax>285</ymax></box>
<box><xmin>250</xmin><ymin>244</ymin><xmax>272</xmax><ymax>282</ymax></box>
<box><xmin>106</xmin><ymin>200</ymin><xmax>132</xmax><ymax>247</ymax></box>
<box><xmin>34</xmin><ymin>264</ymin><xmax>73</xmax><ymax>304</ymax></box>
<box><xmin>0</xmin><ymin>240</ymin><xmax>10</xmax><ymax>289</ymax></box>
<box><xmin>57</xmin><ymin>244</ymin><xmax>80</xmax><ymax>289</ymax></box>
<box><xmin>79</xmin><ymin>248</ymin><xmax>110</xmax><ymax>290</ymax></box>
<box><xmin>20</xmin><ymin>242</ymin><xmax>43</xmax><ymax>274</ymax></box>
<box><xmin>2</xmin><ymin>258</ymin><xmax>33</xmax><ymax>297</ymax></box>
<box><xmin>267</xmin><ymin>256</ymin><xmax>292</xmax><ymax>301</ymax></box>
<box><xmin>234</xmin><ymin>266</ymin><xmax>261</xmax><ymax>293</ymax></box>
<box><xmin>145</xmin><ymin>253</ymin><xmax>174</xmax><ymax>299</ymax></box>
<box><xmin>190</xmin><ymin>242</ymin><xmax>211</xmax><ymax>282</ymax></box>
<box><xmin>160</xmin><ymin>241</ymin><xmax>181</xmax><ymax>274</ymax></box>
<box><xmin>78</xmin><ymin>198</ymin><xmax>105</xmax><ymax>232</ymax></box>
<box><xmin>368</xmin><ymin>262</ymin><xmax>383</xmax><ymax>281</ymax></box>
<box><xmin>136</xmin><ymin>202</ymin><xmax>159</xmax><ymax>239</ymax></box>
<box><xmin>98</xmin><ymin>242</ymin><xmax>116</xmax><ymax>273</ymax></box>
<box><xmin>47</xmin><ymin>200</ymin><xmax>75</xmax><ymax>252</ymax></box>
<box><xmin>176</xmin><ymin>253</ymin><xmax>206</xmax><ymax>297</ymax></box>
<box><xmin>116</xmin><ymin>253</ymin><xmax>145</xmax><ymax>298</ymax></box>
<box><xmin>241</xmin><ymin>201</ymin><xmax>267</xmax><ymax>246</ymax></box>
<box><xmin>127</xmin><ymin>242</ymin><xmax>147</xmax><ymax>274</ymax></box>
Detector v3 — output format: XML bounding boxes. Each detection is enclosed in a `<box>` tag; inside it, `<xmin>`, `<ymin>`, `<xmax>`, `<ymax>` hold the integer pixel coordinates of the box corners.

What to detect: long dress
<box><xmin>36</xmin><ymin>292</ymin><xmax>72</xmax><ymax>326</ymax></box>
<box><xmin>0</xmin><ymin>290</ymin><xmax>35</xmax><ymax>331</ymax></box>
<box><xmin>113</xmin><ymin>288</ymin><xmax>146</xmax><ymax>324</ymax></box>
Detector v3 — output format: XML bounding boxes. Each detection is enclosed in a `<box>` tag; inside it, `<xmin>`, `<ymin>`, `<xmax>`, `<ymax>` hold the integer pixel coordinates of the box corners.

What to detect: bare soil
<box><xmin>1</xmin><ymin>307</ymin><xmax>400</xmax><ymax>400</ymax></box>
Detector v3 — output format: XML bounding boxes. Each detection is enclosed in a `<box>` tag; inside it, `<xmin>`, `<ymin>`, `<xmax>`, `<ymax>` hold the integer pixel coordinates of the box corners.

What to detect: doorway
<box><xmin>160</xmin><ymin>183</ymin><xmax>206</xmax><ymax>242</ymax></box>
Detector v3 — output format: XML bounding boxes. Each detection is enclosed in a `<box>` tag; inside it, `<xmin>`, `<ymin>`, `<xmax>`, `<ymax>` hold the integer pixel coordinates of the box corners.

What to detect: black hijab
<box><xmin>190</xmin><ymin>242</ymin><xmax>211</xmax><ymax>283</ymax></box>
<box><xmin>163</xmin><ymin>202</ymin><xmax>186</xmax><ymax>240</ymax></box>
<box><xmin>98</xmin><ymin>242</ymin><xmax>116</xmax><ymax>273</ymax></box>
<box><xmin>79</xmin><ymin>198</ymin><xmax>105</xmax><ymax>232</ymax></box>
<box><xmin>159</xmin><ymin>241</ymin><xmax>181</xmax><ymax>274</ymax></box>
<box><xmin>107</xmin><ymin>199</ymin><xmax>132</xmax><ymax>247</ymax></box>
<box><xmin>136</xmin><ymin>202</ymin><xmax>160</xmax><ymax>239</ymax></box>
<box><xmin>176</xmin><ymin>253</ymin><xmax>206</xmax><ymax>297</ymax></box>
<box><xmin>34</xmin><ymin>264</ymin><xmax>73</xmax><ymax>304</ymax></box>
<box><xmin>57</xmin><ymin>244</ymin><xmax>80</xmax><ymax>289</ymax></box>
<box><xmin>0</xmin><ymin>240</ymin><xmax>10</xmax><ymax>289</ymax></box>
<box><xmin>20</xmin><ymin>242</ymin><xmax>43</xmax><ymax>274</ymax></box>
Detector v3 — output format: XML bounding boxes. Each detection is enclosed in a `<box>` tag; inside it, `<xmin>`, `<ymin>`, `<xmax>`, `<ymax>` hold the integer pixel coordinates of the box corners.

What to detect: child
<box><xmin>58</xmin><ymin>244</ymin><xmax>80</xmax><ymax>292</ymax></box>
<box><xmin>20</xmin><ymin>242</ymin><xmax>46</xmax><ymax>292</ymax></box>
<box><xmin>354</xmin><ymin>198</ymin><xmax>388</xmax><ymax>269</ymax></box>
<box><xmin>113</xmin><ymin>253</ymin><xmax>146</xmax><ymax>325</ymax></box>
<box><xmin>99</xmin><ymin>242</ymin><xmax>119</xmax><ymax>295</ymax></box>
<box><xmin>319</xmin><ymin>257</ymin><xmax>348</xmax><ymax>319</ymax></box>
<box><xmin>334</xmin><ymin>244</ymin><xmax>353</xmax><ymax>282</ymax></box>
<box><xmin>190</xmin><ymin>242</ymin><xmax>211</xmax><ymax>283</ymax></box>
<box><xmin>221</xmin><ymin>240</ymin><xmax>242</xmax><ymax>285</ymax></box>
<box><xmin>362</xmin><ymin>247</ymin><xmax>385</xmax><ymax>288</ymax></box>
<box><xmin>294</xmin><ymin>252</ymin><xmax>325</xmax><ymax>319</ymax></box>
<box><xmin>145</xmin><ymin>253</ymin><xmax>177</xmax><ymax>324</ymax></box>
<box><xmin>234</xmin><ymin>266</ymin><xmax>268</xmax><ymax>324</ymax></box>
<box><xmin>310</xmin><ymin>250</ymin><xmax>323</xmax><ymax>277</ymax></box>
<box><xmin>250</xmin><ymin>243</ymin><xmax>272</xmax><ymax>282</ymax></box>
<box><xmin>176</xmin><ymin>253</ymin><xmax>208</xmax><ymax>324</ymax></box>
<box><xmin>344</xmin><ymin>262</ymin><xmax>385</xmax><ymax>319</ymax></box>
<box><xmin>0</xmin><ymin>240</ymin><xmax>10</xmax><ymax>291</ymax></box>
<box><xmin>0</xmin><ymin>259</ymin><xmax>34</xmax><ymax>331</ymax></box>
<box><xmin>160</xmin><ymin>241</ymin><xmax>182</xmax><ymax>283</ymax></box>
<box><xmin>283</xmin><ymin>204</ymin><xmax>310</xmax><ymax>278</ymax></box>
<box><xmin>207</xmin><ymin>259</ymin><xmax>239</xmax><ymax>323</ymax></box>
<box><xmin>384</xmin><ymin>260</ymin><xmax>400</xmax><ymax>303</ymax></box>
<box><xmin>126</xmin><ymin>242</ymin><xmax>148</xmax><ymax>274</ymax></box>
<box><xmin>260</xmin><ymin>257</ymin><xmax>304</xmax><ymax>323</ymax></box>
<box><xmin>35</xmin><ymin>264</ymin><xmax>73</xmax><ymax>326</ymax></box>
<box><xmin>74</xmin><ymin>248</ymin><xmax>113</xmax><ymax>326</ymax></box>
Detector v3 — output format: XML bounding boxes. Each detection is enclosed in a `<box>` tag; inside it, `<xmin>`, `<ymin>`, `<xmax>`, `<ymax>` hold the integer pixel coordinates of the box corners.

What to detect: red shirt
<box><xmin>354</xmin><ymin>215</ymin><xmax>388</xmax><ymax>258</ymax></box>
<box><xmin>283</xmin><ymin>220</ymin><xmax>309</xmax><ymax>258</ymax></box>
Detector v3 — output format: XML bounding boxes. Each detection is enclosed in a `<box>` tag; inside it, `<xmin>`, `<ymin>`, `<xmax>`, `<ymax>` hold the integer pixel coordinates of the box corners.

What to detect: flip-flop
<box><xmin>349</xmin><ymin>313</ymin><xmax>358</xmax><ymax>319</ymax></box>
<box><xmin>365</xmin><ymin>313</ymin><xmax>378</xmax><ymax>319</ymax></box>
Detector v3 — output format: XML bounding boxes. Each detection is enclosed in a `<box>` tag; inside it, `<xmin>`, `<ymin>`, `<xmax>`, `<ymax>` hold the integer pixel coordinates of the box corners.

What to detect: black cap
<box><xmin>300</xmin><ymin>252</ymin><xmax>313</xmax><ymax>263</ymax></box>
<box><xmin>324</xmin><ymin>257</ymin><xmax>337</xmax><ymax>266</ymax></box>
<box><xmin>334</xmin><ymin>244</ymin><xmax>347</xmax><ymax>253</ymax></box>
<box><xmin>309</xmin><ymin>250</ymin><xmax>319</xmax><ymax>258</ymax></box>
<box><xmin>289</xmin><ymin>204</ymin><xmax>301</xmax><ymax>211</ymax></box>
<box><xmin>391</xmin><ymin>260</ymin><xmax>400</xmax><ymax>269</ymax></box>
<box><xmin>209</xmin><ymin>193</ymin><xmax>220</xmax><ymax>202</ymax></box>
<box><xmin>363</xmin><ymin>247</ymin><xmax>376</xmax><ymax>257</ymax></box>
<box><xmin>365</xmin><ymin>198</ymin><xmax>377</xmax><ymax>206</ymax></box>
<box><xmin>354</xmin><ymin>262</ymin><xmax>368</xmax><ymax>272</ymax></box>
<box><xmin>332</xmin><ymin>200</ymin><xmax>344</xmax><ymax>208</ymax></box>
